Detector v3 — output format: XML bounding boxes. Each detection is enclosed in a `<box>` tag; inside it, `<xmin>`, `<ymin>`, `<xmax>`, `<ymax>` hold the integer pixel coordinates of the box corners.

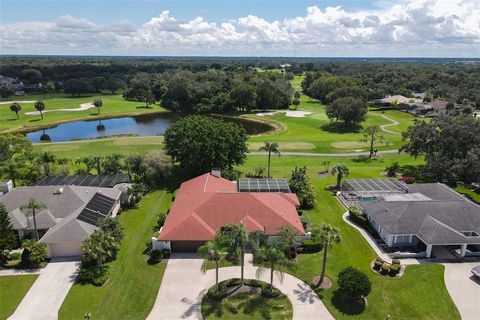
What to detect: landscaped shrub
<box><xmin>261</xmin><ymin>287</ymin><xmax>281</xmax><ymax>298</ymax></box>
<box><xmin>381</xmin><ymin>264</ymin><xmax>390</xmax><ymax>275</ymax></box>
<box><xmin>300</xmin><ymin>216</ymin><xmax>310</xmax><ymax>229</ymax></box>
<box><xmin>373</xmin><ymin>260</ymin><xmax>383</xmax><ymax>270</ymax></box>
<box><xmin>349</xmin><ymin>210</ymin><xmax>368</xmax><ymax>227</ymax></box>
<box><xmin>157</xmin><ymin>212</ymin><xmax>167</xmax><ymax>229</ymax></box>
<box><xmin>302</xmin><ymin>239</ymin><xmax>323</xmax><ymax>253</ymax></box>
<box><xmin>400</xmin><ymin>176</ymin><xmax>416</xmax><ymax>184</ymax></box>
<box><xmin>392</xmin><ymin>259</ymin><xmax>401</xmax><ymax>265</ymax></box>
<box><xmin>9</xmin><ymin>252</ymin><xmax>21</xmax><ymax>260</ymax></box>
<box><xmin>338</xmin><ymin>267</ymin><xmax>372</xmax><ymax>300</ymax></box>
<box><xmin>386</xmin><ymin>162</ymin><xmax>400</xmax><ymax>177</ymax></box>
<box><xmin>162</xmin><ymin>249</ymin><xmax>171</xmax><ymax>259</ymax></box>
<box><xmin>389</xmin><ymin>264</ymin><xmax>401</xmax><ymax>276</ymax></box>
<box><xmin>20</xmin><ymin>240</ymin><xmax>47</xmax><ymax>268</ymax></box>
<box><xmin>206</xmin><ymin>282</ymin><xmax>228</xmax><ymax>300</ymax></box>
<box><xmin>76</xmin><ymin>265</ymin><xmax>110</xmax><ymax>286</ymax></box>
<box><xmin>148</xmin><ymin>249</ymin><xmax>162</xmax><ymax>264</ymax></box>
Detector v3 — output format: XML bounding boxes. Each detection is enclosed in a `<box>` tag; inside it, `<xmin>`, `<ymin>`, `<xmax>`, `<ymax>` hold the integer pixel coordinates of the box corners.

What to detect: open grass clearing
<box><xmin>58</xmin><ymin>191</ymin><xmax>171</xmax><ymax>320</ymax></box>
<box><xmin>248</xmin><ymin>141</ymin><xmax>316</xmax><ymax>151</ymax></box>
<box><xmin>0</xmin><ymin>275</ymin><xmax>39</xmax><ymax>319</ymax></box>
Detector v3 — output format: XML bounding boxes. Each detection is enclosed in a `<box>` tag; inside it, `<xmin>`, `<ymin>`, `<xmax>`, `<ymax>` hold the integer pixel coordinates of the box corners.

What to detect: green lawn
<box><xmin>0</xmin><ymin>275</ymin><xmax>39</xmax><ymax>319</ymax></box>
<box><xmin>0</xmin><ymin>95</ymin><xmax>166</xmax><ymax>133</ymax></box>
<box><xmin>58</xmin><ymin>191</ymin><xmax>172</xmax><ymax>320</ymax></box>
<box><xmin>202</xmin><ymin>291</ymin><xmax>292</xmax><ymax>320</ymax></box>
<box><xmin>235</xmin><ymin>153</ymin><xmax>460</xmax><ymax>320</ymax></box>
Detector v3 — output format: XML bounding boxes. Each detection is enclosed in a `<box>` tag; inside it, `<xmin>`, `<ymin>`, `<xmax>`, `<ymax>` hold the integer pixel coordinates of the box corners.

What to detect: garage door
<box><xmin>49</xmin><ymin>242</ymin><xmax>82</xmax><ymax>258</ymax></box>
<box><xmin>171</xmin><ymin>241</ymin><xmax>204</xmax><ymax>252</ymax></box>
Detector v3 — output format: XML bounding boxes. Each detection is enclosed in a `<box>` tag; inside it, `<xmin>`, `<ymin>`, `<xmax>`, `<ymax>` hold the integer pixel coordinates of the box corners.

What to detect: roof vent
<box><xmin>53</xmin><ymin>187</ymin><xmax>64</xmax><ymax>195</ymax></box>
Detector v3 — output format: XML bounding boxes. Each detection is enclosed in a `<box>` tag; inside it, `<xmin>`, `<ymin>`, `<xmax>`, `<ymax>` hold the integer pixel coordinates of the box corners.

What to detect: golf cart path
<box><xmin>8</xmin><ymin>258</ymin><xmax>80</xmax><ymax>320</ymax></box>
<box><xmin>147</xmin><ymin>253</ymin><xmax>334</xmax><ymax>320</ymax></box>
<box><xmin>375</xmin><ymin>114</ymin><xmax>402</xmax><ymax>135</ymax></box>
<box><xmin>25</xmin><ymin>102</ymin><xmax>95</xmax><ymax>115</ymax></box>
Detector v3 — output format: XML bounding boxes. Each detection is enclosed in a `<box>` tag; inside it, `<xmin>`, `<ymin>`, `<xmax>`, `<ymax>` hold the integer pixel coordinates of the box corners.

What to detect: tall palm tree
<box><xmin>314</xmin><ymin>224</ymin><xmax>341</xmax><ymax>286</ymax></box>
<box><xmin>259</xmin><ymin>142</ymin><xmax>280</xmax><ymax>178</ymax></box>
<box><xmin>21</xmin><ymin>198</ymin><xmax>46</xmax><ymax>241</ymax></box>
<box><xmin>10</xmin><ymin>102</ymin><xmax>22</xmax><ymax>119</ymax></box>
<box><xmin>81</xmin><ymin>230</ymin><xmax>117</xmax><ymax>267</ymax></box>
<box><xmin>228</xmin><ymin>222</ymin><xmax>251</xmax><ymax>285</ymax></box>
<box><xmin>34</xmin><ymin>100</ymin><xmax>45</xmax><ymax>120</ymax></box>
<box><xmin>93</xmin><ymin>98</ymin><xmax>103</xmax><ymax>115</ymax></box>
<box><xmin>254</xmin><ymin>244</ymin><xmax>293</xmax><ymax>291</ymax></box>
<box><xmin>197</xmin><ymin>234</ymin><xmax>226</xmax><ymax>293</ymax></box>
<box><xmin>330</xmin><ymin>163</ymin><xmax>350</xmax><ymax>189</ymax></box>
<box><xmin>39</xmin><ymin>152</ymin><xmax>56</xmax><ymax>176</ymax></box>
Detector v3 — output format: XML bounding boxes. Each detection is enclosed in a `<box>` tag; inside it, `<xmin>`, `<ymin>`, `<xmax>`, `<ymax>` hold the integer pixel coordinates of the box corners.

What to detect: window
<box><xmin>394</xmin><ymin>235</ymin><xmax>411</xmax><ymax>244</ymax></box>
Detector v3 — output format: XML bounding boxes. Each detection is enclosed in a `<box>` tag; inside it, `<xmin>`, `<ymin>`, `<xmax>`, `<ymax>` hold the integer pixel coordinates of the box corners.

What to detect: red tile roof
<box><xmin>158</xmin><ymin>173</ymin><xmax>304</xmax><ymax>241</ymax></box>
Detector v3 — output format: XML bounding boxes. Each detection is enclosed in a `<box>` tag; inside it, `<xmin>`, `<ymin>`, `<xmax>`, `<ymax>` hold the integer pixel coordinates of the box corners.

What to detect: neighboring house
<box><xmin>155</xmin><ymin>171</ymin><xmax>305</xmax><ymax>252</ymax></box>
<box><xmin>0</xmin><ymin>183</ymin><xmax>122</xmax><ymax>258</ymax></box>
<box><xmin>342</xmin><ymin>179</ymin><xmax>480</xmax><ymax>258</ymax></box>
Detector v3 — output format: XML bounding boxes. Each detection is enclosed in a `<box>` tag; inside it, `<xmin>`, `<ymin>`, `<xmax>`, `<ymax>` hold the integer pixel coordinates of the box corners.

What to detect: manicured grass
<box><xmin>0</xmin><ymin>275</ymin><xmax>39</xmax><ymax>319</ymax></box>
<box><xmin>202</xmin><ymin>292</ymin><xmax>292</xmax><ymax>319</ymax></box>
<box><xmin>455</xmin><ymin>185</ymin><xmax>480</xmax><ymax>204</ymax></box>
<box><xmin>235</xmin><ymin>153</ymin><xmax>460</xmax><ymax>320</ymax></box>
<box><xmin>0</xmin><ymin>95</ymin><xmax>166</xmax><ymax>133</ymax></box>
<box><xmin>58</xmin><ymin>191</ymin><xmax>172</xmax><ymax>320</ymax></box>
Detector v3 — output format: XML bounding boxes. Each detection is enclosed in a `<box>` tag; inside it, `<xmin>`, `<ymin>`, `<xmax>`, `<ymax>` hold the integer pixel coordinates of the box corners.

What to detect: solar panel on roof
<box><xmin>76</xmin><ymin>192</ymin><xmax>116</xmax><ymax>226</ymax></box>
<box><xmin>237</xmin><ymin>178</ymin><xmax>291</xmax><ymax>193</ymax></box>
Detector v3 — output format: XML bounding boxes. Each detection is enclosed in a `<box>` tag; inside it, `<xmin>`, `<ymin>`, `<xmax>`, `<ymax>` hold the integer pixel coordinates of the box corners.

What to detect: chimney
<box><xmin>211</xmin><ymin>168</ymin><xmax>221</xmax><ymax>178</ymax></box>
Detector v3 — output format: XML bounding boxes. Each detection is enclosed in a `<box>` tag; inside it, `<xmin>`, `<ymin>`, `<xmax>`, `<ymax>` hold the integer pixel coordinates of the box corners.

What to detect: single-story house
<box><xmin>0</xmin><ymin>180</ymin><xmax>122</xmax><ymax>258</ymax></box>
<box><xmin>155</xmin><ymin>171</ymin><xmax>305</xmax><ymax>252</ymax></box>
<box><xmin>343</xmin><ymin>179</ymin><xmax>480</xmax><ymax>258</ymax></box>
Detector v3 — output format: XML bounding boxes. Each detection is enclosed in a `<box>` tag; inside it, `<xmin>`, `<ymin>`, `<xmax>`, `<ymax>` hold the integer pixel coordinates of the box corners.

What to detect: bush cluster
<box><xmin>302</xmin><ymin>239</ymin><xmax>323</xmax><ymax>253</ymax></box>
<box><xmin>373</xmin><ymin>256</ymin><xmax>401</xmax><ymax>276</ymax></box>
<box><xmin>148</xmin><ymin>250</ymin><xmax>163</xmax><ymax>264</ymax></box>
<box><xmin>206</xmin><ymin>278</ymin><xmax>282</xmax><ymax>300</ymax></box>
<box><xmin>76</xmin><ymin>265</ymin><xmax>110</xmax><ymax>286</ymax></box>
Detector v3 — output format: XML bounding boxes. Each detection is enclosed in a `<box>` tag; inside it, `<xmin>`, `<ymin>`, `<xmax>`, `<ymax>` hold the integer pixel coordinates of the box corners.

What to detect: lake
<box><xmin>26</xmin><ymin>113</ymin><xmax>273</xmax><ymax>143</ymax></box>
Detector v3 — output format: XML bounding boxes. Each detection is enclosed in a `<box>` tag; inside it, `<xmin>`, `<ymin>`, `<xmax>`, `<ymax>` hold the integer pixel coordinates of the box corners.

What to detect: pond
<box><xmin>26</xmin><ymin>113</ymin><xmax>274</xmax><ymax>143</ymax></box>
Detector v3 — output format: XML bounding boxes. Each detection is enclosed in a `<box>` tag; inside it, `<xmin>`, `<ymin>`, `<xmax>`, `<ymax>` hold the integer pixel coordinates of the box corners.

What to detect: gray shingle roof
<box><xmin>360</xmin><ymin>183</ymin><xmax>480</xmax><ymax>245</ymax></box>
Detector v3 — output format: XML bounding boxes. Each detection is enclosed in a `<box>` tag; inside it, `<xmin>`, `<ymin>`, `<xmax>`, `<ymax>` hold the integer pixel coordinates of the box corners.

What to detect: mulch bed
<box><xmin>312</xmin><ymin>276</ymin><xmax>333</xmax><ymax>289</ymax></box>
<box><xmin>227</xmin><ymin>285</ymin><xmax>261</xmax><ymax>297</ymax></box>
<box><xmin>317</xmin><ymin>171</ymin><xmax>330</xmax><ymax>178</ymax></box>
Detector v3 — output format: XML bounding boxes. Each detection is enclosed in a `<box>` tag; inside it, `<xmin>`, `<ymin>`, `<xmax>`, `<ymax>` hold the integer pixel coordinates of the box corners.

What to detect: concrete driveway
<box><xmin>443</xmin><ymin>262</ymin><xmax>480</xmax><ymax>320</ymax></box>
<box><xmin>8</xmin><ymin>258</ymin><xmax>81</xmax><ymax>320</ymax></box>
<box><xmin>147</xmin><ymin>253</ymin><xmax>333</xmax><ymax>320</ymax></box>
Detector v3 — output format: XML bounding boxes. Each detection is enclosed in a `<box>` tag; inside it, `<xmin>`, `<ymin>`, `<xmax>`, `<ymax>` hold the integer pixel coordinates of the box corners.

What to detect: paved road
<box><xmin>8</xmin><ymin>258</ymin><xmax>81</xmax><ymax>320</ymax></box>
<box><xmin>147</xmin><ymin>253</ymin><xmax>334</xmax><ymax>320</ymax></box>
<box><xmin>443</xmin><ymin>262</ymin><xmax>480</xmax><ymax>320</ymax></box>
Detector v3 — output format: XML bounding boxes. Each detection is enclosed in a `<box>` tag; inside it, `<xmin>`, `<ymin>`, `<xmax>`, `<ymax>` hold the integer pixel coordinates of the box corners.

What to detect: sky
<box><xmin>1</xmin><ymin>0</ymin><xmax>479</xmax><ymax>57</ymax></box>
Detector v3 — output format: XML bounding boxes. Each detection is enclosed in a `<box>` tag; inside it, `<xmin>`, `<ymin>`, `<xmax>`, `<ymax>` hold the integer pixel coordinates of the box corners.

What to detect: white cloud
<box><xmin>1</xmin><ymin>0</ymin><xmax>479</xmax><ymax>56</ymax></box>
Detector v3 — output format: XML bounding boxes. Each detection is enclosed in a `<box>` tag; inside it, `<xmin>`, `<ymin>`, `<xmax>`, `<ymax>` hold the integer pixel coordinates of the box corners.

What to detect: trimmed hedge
<box><xmin>302</xmin><ymin>239</ymin><xmax>323</xmax><ymax>253</ymax></box>
<box><xmin>373</xmin><ymin>260</ymin><xmax>383</xmax><ymax>270</ymax></box>
<box><xmin>392</xmin><ymin>259</ymin><xmax>401</xmax><ymax>265</ymax></box>
<box><xmin>148</xmin><ymin>249</ymin><xmax>162</xmax><ymax>264</ymax></box>
<box><xmin>349</xmin><ymin>210</ymin><xmax>368</xmax><ymax>227</ymax></box>
<box><xmin>381</xmin><ymin>264</ymin><xmax>390</xmax><ymax>275</ymax></box>
<box><xmin>389</xmin><ymin>264</ymin><xmax>401</xmax><ymax>276</ymax></box>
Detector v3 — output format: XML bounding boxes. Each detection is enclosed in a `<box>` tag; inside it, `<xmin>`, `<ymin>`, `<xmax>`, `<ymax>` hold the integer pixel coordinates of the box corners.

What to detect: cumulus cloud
<box><xmin>1</xmin><ymin>0</ymin><xmax>479</xmax><ymax>56</ymax></box>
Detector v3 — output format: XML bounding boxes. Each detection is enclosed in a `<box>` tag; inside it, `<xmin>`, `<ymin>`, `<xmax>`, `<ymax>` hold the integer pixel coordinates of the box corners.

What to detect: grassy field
<box><xmin>59</xmin><ymin>191</ymin><xmax>172</xmax><ymax>320</ymax></box>
<box><xmin>0</xmin><ymin>95</ymin><xmax>165</xmax><ymax>133</ymax></box>
<box><xmin>202</xmin><ymin>291</ymin><xmax>293</xmax><ymax>320</ymax></box>
<box><xmin>0</xmin><ymin>275</ymin><xmax>39</xmax><ymax>319</ymax></box>
<box><xmin>234</xmin><ymin>154</ymin><xmax>460</xmax><ymax>320</ymax></box>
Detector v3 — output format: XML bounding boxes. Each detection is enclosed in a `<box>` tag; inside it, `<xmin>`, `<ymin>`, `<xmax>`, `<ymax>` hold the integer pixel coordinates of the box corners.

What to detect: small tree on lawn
<box><xmin>93</xmin><ymin>98</ymin><xmax>103</xmax><ymax>115</ymax></box>
<box><xmin>338</xmin><ymin>267</ymin><xmax>371</xmax><ymax>300</ymax></box>
<box><xmin>314</xmin><ymin>224</ymin><xmax>341</xmax><ymax>286</ymax></box>
<box><xmin>0</xmin><ymin>203</ymin><xmax>17</xmax><ymax>251</ymax></box>
<box><xmin>98</xmin><ymin>216</ymin><xmax>123</xmax><ymax>243</ymax></box>
<box><xmin>361</xmin><ymin>125</ymin><xmax>384</xmax><ymax>158</ymax></box>
<box><xmin>288</xmin><ymin>166</ymin><xmax>316</xmax><ymax>209</ymax></box>
<box><xmin>81</xmin><ymin>230</ymin><xmax>117</xmax><ymax>268</ymax></box>
<box><xmin>21</xmin><ymin>239</ymin><xmax>47</xmax><ymax>268</ymax></box>
<box><xmin>292</xmin><ymin>91</ymin><xmax>301</xmax><ymax>110</ymax></box>
<box><xmin>10</xmin><ymin>102</ymin><xmax>22</xmax><ymax>119</ymax></box>
<box><xmin>259</xmin><ymin>142</ymin><xmax>280</xmax><ymax>178</ymax></box>
<box><xmin>34</xmin><ymin>100</ymin><xmax>45</xmax><ymax>120</ymax></box>
<box><xmin>330</xmin><ymin>163</ymin><xmax>349</xmax><ymax>189</ymax></box>
<box><xmin>277</xmin><ymin>225</ymin><xmax>302</xmax><ymax>258</ymax></box>
<box><xmin>197</xmin><ymin>233</ymin><xmax>227</xmax><ymax>293</ymax></box>
<box><xmin>254</xmin><ymin>244</ymin><xmax>293</xmax><ymax>291</ymax></box>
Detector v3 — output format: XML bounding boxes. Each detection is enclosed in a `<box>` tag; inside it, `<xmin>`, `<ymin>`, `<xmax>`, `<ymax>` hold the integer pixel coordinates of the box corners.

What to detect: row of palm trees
<box><xmin>197</xmin><ymin>222</ymin><xmax>341</xmax><ymax>292</ymax></box>
<box><xmin>9</xmin><ymin>98</ymin><xmax>103</xmax><ymax>120</ymax></box>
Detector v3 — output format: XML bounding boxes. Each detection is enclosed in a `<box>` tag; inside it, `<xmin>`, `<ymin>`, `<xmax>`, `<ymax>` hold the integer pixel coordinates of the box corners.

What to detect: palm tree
<box><xmin>314</xmin><ymin>224</ymin><xmax>341</xmax><ymax>286</ymax></box>
<box><xmin>0</xmin><ymin>158</ymin><xmax>20</xmax><ymax>187</ymax></box>
<box><xmin>81</xmin><ymin>230</ymin><xmax>117</xmax><ymax>267</ymax></box>
<box><xmin>21</xmin><ymin>198</ymin><xmax>46</xmax><ymax>241</ymax></box>
<box><xmin>197</xmin><ymin>234</ymin><xmax>226</xmax><ymax>293</ymax></box>
<box><xmin>10</xmin><ymin>102</ymin><xmax>22</xmax><ymax>119</ymax></box>
<box><xmin>92</xmin><ymin>156</ymin><xmax>103</xmax><ymax>175</ymax></box>
<box><xmin>39</xmin><ymin>152</ymin><xmax>56</xmax><ymax>176</ymax></box>
<box><xmin>34</xmin><ymin>100</ymin><xmax>45</xmax><ymax>120</ymax></box>
<box><xmin>93</xmin><ymin>98</ymin><xmax>103</xmax><ymax>115</ymax></box>
<box><xmin>228</xmin><ymin>222</ymin><xmax>251</xmax><ymax>285</ymax></box>
<box><xmin>330</xmin><ymin>163</ymin><xmax>350</xmax><ymax>189</ymax></box>
<box><xmin>259</xmin><ymin>142</ymin><xmax>280</xmax><ymax>178</ymax></box>
<box><xmin>254</xmin><ymin>244</ymin><xmax>293</xmax><ymax>291</ymax></box>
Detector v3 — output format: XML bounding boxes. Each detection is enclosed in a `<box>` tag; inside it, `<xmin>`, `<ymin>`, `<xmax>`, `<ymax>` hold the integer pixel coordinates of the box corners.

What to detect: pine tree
<box><xmin>0</xmin><ymin>203</ymin><xmax>17</xmax><ymax>250</ymax></box>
